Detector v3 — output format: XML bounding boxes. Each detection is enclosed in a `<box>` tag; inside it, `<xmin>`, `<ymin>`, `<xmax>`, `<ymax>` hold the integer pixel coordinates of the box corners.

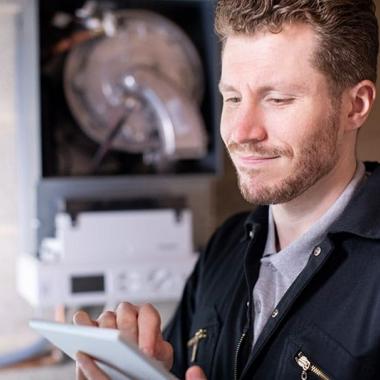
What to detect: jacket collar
<box><xmin>329</xmin><ymin>161</ymin><xmax>380</xmax><ymax>239</ymax></box>
<box><xmin>243</xmin><ymin>161</ymin><xmax>380</xmax><ymax>241</ymax></box>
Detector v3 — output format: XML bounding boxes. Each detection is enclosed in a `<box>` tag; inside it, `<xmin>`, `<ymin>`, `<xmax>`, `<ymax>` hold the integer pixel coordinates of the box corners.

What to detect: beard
<box><xmin>227</xmin><ymin>111</ymin><xmax>340</xmax><ymax>205</ymax></box>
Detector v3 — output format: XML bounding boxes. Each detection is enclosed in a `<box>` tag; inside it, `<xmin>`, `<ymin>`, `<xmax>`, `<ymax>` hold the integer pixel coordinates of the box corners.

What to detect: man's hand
<box><xmin>76</xmin><ymin>351</ymin><xmax>207</xmax><ymax>380</ymax></box>
<box><xmin>185</xmin><ymin>365</ymin><xmax>207</xmax><ymax>380</ymax></box>
<box><xmin>73</xmin><ymin>302</ymin><xmax>174</xmax><ymax>379</ymax></box>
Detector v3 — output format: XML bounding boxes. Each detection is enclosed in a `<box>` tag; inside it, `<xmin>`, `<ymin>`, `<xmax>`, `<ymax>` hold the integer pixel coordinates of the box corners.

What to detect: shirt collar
<box><xmin>261</xmin><ymin>161</ymin><xmax>366</xmax><ymax>278</ymax></box>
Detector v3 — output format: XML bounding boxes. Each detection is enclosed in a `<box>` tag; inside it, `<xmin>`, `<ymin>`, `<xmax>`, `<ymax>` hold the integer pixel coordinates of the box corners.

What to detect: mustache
<box><xmin>227</xmin><ymin>142</ymin><xmax>291</xmax><ymax>157</ymax></box>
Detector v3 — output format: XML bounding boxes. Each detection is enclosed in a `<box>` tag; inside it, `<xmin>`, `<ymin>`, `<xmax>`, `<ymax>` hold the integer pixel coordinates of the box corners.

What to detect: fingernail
<box><xmin>187</xmin><ymin>366</ymin><xmax>207</xmax><ymax>380</ymax></box>
<box><xmin>188</xmin><ymin>375</ymin><xmax>206</xmax><ymax>380</ymax></box>
<box><xmin>141</xmin><ymin>347</ymin><xmax>154</xmax><ymax>357</ymax></box>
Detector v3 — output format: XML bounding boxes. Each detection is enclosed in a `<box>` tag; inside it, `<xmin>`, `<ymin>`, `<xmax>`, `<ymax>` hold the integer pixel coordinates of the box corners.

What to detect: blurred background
<box><xmin>0</xmin><ymin>0</ymin><xmax>379</xmax><ymax>379</ymax></box>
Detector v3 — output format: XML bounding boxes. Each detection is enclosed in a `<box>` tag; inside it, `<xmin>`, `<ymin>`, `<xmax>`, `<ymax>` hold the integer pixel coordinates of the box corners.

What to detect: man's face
<box><xmin>220</xmin><ymin>24</ymin><xmax>343</xmax><ymax>205</ymax></box>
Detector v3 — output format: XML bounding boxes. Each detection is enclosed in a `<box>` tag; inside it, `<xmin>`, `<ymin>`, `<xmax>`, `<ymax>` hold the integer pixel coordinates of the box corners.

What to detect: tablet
<box><xmin>29</xmin><ymin>319</ymin><xmax>178</xmax><ymax>380</ymax></box>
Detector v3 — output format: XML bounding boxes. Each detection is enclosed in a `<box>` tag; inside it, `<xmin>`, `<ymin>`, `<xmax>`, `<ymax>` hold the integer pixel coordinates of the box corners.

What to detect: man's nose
<box><xmin>231</xmin><ymin>104</ymin><xmax>267</xmax><ymax>144</ymax></box>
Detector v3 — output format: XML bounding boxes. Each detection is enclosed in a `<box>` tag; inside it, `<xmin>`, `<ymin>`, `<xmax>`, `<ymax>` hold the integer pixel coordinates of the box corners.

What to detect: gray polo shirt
<box><xmin>252</xmin><ymin>162</ymin><xmax>366</xmax><ymax>346</ymax></box>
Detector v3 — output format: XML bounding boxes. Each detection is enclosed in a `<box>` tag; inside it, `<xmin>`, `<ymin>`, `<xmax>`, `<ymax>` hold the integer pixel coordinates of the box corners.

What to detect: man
<box><xmin>74</xmin><ymin>0</ymin><xmax>380</xmax><ymax>379</ymax></box>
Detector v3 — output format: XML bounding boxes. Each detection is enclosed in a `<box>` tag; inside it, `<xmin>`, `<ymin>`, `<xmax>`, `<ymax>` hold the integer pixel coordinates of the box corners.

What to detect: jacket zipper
<box><xmin>233</xmin><ymin>329</ymin><xmax>248</xmax><ymax>380</ymax></box>
<box><xmin>187</xmin><ymin>328</ymin><xmax>207</xmax><ymax>363</ymax></box>
<box><xmin>295</xmin><ymin>351</ymin><xmax>330</xmax><ymax>380</ymax></box>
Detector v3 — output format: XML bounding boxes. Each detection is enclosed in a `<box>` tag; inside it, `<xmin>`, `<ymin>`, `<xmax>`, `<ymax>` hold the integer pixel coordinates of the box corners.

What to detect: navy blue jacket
<box><xmin>164</xmin><ymin>162</ymin><xmax>380</xmax><ymax>380</ymax></box>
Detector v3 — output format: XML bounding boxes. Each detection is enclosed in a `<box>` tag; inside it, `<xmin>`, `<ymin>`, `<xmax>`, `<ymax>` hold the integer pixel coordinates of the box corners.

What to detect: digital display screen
<box><xmin>71</xmin><ymin>275</ymin><xmax>105</xmax><ymax>294</ymax></box>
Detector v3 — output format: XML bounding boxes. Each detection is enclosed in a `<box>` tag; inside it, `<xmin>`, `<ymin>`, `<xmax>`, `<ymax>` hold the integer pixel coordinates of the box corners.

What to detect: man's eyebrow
<box><xmin>257</xmin><ymin>83</ymin><xmax>308</xmax><ymax>94</ymax></box>
<box><xmin>218</xmin><ymin>82</ymin><xmax>237</xmax><ymax>92</ymax></box>
<box><xmin>218</xmin><ymin>81</ymin><xmax>308</xmax><ymax>94</ymax></box>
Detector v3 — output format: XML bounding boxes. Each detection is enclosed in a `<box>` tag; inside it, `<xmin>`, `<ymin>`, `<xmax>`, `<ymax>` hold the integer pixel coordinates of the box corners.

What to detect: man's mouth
<box><xmin>233</xmin><ymin>154</ymin><xmax>280</xmax><ymax>166</ymax></box>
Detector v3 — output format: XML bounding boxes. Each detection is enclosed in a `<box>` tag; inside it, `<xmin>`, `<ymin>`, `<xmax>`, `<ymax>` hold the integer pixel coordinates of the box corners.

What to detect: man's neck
<box><xmin>271</xmin><ymin>158</ymin><xmax>358</xmax><ymax>251</ymax></box>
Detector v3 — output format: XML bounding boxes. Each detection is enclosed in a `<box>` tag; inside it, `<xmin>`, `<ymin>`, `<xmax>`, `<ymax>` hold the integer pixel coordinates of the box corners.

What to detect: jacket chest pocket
<box><xmin>187</xmin><ymin>305</ymin><xmax>220</xmax><ymax>378</ymax></box>
<box><xmin>276</xmin><ymin>323</ymin><xmax>360</xmax><ymax>380</ymax></box>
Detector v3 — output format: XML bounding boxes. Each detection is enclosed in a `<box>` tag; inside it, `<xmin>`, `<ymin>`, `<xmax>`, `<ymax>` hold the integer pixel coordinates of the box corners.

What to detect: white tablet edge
<box><xmin>29</xmin><ymin>319</ymin><xmax>178</xmax><ymax>380</ymax></box>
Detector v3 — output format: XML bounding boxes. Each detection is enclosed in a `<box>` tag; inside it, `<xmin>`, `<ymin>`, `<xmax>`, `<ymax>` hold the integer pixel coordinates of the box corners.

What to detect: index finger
<box><xmin>136</xmin><ymin>303</ymin><xmax>162</xmax><ymax>357</ymax></box>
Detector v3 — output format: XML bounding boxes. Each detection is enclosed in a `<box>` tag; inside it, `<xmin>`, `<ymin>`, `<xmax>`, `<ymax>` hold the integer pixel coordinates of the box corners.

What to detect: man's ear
<box><xmin>345</xmin><ymin>80</ymin><xmax>376</xmax><ymax>132</ymax></box>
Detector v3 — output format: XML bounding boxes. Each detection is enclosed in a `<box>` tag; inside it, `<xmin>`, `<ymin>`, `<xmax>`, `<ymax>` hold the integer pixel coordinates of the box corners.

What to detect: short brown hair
<box><xmin>215</xmin><ymin>0</ymin><xmax>379</xmax><ymax>92</ymax></box>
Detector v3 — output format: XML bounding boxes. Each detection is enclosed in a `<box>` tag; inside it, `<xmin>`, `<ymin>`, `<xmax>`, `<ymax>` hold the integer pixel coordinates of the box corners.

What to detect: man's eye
<box><xmin>225</xmin><ymin>97</ymin><xmax>241</xmax><ymax>103</ymax></box>
<box><xmin>269</xmin><ymin>98</ymin><xmax>294</xmax><ymax>104</ymax></box>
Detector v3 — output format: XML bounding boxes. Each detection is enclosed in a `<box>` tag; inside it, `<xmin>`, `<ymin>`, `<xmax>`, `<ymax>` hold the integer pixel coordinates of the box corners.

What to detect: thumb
<box><xmin>185</xmin><ymin>365</ymin><xmax>207</xmax><ymax>380</ymax></box>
